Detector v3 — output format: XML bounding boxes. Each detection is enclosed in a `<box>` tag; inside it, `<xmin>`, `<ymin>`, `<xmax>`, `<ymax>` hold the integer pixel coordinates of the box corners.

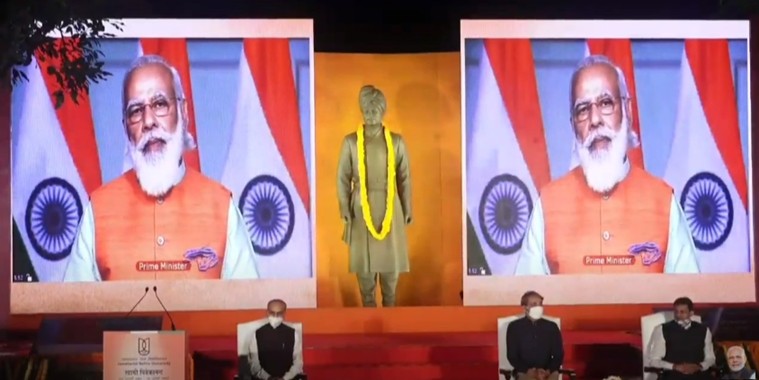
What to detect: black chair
<box><xmin>499</xmin><ymin>368</ymin><xmax>577</xmax><ymax>379</ymax></box>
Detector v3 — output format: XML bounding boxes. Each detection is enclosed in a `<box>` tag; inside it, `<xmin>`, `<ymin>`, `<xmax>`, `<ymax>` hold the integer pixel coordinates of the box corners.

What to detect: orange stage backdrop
<box><xmin>314</xmin><ymin>53</ymin><xmax>463</xmax><ymax>307</ymax></box>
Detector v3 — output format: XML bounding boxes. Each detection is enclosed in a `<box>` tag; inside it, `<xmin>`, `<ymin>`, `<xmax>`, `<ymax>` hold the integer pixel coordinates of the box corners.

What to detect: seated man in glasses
<box><xmin>516</xmin><ymin>54</ymin><xmax>699</xmax><ymax>276</ymax></box>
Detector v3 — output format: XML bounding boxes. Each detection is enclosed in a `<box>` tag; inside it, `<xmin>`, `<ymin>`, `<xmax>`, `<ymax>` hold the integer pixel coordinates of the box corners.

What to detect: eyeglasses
<box><xmin>573</xmin><ymin>96</ymin><xmax>625</xmax><ymax>122</ymax></box>
<box><xmin>125</xmin><ymin>96</ymin><xmax>183</xmax><ymax>124</ymax></box>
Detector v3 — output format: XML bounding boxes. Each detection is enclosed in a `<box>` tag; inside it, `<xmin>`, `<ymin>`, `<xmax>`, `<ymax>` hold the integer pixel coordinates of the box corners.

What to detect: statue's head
<box><xmin>359</xmin><ymin>85</ymin><xmax>386</xmax><ymax>126</ymax></box>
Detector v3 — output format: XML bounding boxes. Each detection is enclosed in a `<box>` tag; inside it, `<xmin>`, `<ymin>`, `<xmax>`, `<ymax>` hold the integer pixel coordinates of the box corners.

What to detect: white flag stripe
<box><xmin>467</xmin><ymin>49</ymin><xmax>539</xmax><ymax>276</ymax></box>
<box><xmin>220</xmin><ymin>50</ymin><xmax>311</xmax><ymax>279</ymax></box>
<box><xmin>663</xmin><ymin>49</ymin><xmax>749</xmax><ymax>273</ymax></box>
<box><xmin>12</xmin><ymin>58</ymin><xmax>89</xmax><ymax>281</ymax></box>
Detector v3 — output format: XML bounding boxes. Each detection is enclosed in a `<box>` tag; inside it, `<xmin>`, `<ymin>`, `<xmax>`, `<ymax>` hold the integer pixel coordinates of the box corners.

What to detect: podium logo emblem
<box><xmin>137</xmin><ymin>337</ymin><xmax>150</xmax><ymax>356</ymax></box>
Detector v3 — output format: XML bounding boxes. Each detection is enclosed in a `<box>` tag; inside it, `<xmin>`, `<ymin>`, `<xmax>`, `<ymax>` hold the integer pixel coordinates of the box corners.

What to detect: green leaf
<box><xmin>2</xmin><ymin>0</ymin><xmax>117</xmax><ymax>108</ymax></box>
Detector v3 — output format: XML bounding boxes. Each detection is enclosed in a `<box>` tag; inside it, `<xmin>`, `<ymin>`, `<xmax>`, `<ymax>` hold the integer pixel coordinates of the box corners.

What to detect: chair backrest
<box><xmin>498</xmin><ymin>315</ymin><xmax>562</xmax><ymax>379</ymax></box>
<box><xmin>237</xmin><ymin>319</ymin><xmax>304</xmax><ymax>356</ymax></box>
<box><xmin>641</xmin><ymin>312</ymin><xmax>702</xmax><ymax>380</ymax></box>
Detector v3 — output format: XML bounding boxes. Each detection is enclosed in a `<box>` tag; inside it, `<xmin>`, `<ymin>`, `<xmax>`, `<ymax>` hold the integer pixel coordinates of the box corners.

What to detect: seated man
<box><xmin>245</xmin><ymin>299</ymin><xmax>304</xmax><ymax>380</ymax></box>
<box><xmin>506</xmin><ymin>291</ymin><xmax>563</xmax><ymax>380</ymax></box>
<box><xmin>649</xmin><ymin>297</ymin><xmax>716</xmax><ymax>380</ymax></box>
<box><xmin>723</xmin><ymin>345</ymin><xmax>755</xmax><ymax>379</ymax></box>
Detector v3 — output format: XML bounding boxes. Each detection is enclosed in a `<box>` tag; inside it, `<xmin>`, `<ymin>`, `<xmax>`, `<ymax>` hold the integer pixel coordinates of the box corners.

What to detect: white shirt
<box><xmin>248</xmin><ymin>323</ymin><xmax>304</xmax><ymax>380</ymax></box>
<box><xmin>62</xmin><ymin>163</ymin><xmax>259</xmax><ymax>281</ymax></box>
<box><xmin>515</xmin><ymin>160</ymin><xmax>700</xmax><ymax>275</ymax></box>
<box><xmin>648</xmin><ymin>323</ymin><xmax>716</xmax><ymax>371</ymax></box>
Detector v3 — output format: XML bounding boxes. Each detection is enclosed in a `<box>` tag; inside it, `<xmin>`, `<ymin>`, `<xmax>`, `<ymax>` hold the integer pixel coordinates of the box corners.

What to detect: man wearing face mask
<box><xmin>722</xmin><ymin>345</ymin><xmax>755</xmax><ymax>379</ymax></box>
<box><xmin>649</xmin><ymin>297</ymin><xmax>716</xmax><ymax>379</ymax></box>
<box><xmin>246</xmin><ymin>299</ymin><xmax>304</xmax><ymax>380</ymax></box>
<box><xmin>506</xmin><ymin>291</ymin><xmax>563</xmax><ymax>380</ymax></box>
<box><xmin>516</xmin><ymin>55</ymin><xmax>698</xmax><ymax>276</ymax></box>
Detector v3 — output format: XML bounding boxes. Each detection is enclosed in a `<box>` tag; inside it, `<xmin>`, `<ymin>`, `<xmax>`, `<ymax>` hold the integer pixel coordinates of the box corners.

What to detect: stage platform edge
<box><xmin>9</xmin><ymin>304</ymin><xmax>660</xmax><ymax>336</ymax></box>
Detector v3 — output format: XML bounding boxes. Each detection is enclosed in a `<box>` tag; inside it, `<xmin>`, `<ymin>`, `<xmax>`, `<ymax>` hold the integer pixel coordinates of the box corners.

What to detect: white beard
<box><xmin>728</xmin><ymin>364</ymin><xmax>744</xmax><ymax>372</ymax></box>
<box><xmin>576</xmin><ymin>119</ymin><xmax>630</xmax><ymax>193</ymax></box>
<box><xmin>128</xmin><ymin>124</ymin><xmax>185</xmax><ymax>197</ymax></box>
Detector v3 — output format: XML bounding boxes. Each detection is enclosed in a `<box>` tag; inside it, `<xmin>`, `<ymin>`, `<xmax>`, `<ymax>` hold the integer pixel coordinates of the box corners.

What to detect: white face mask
<box><xmin>268</xmin><ymin>316</ymin><xmax>283</xmax><ymax>328</ymax></box>
<box><xmin>528</xmin><ymin>306</ymin><xmax>544</xmax><ymax>320</ymax></box>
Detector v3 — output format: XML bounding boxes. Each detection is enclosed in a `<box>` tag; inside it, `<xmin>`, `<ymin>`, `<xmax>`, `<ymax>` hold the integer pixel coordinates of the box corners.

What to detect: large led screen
<box><xmin>462</xmin><ymin>20</ymin><xmax>754</xmax><ymax>305</ymax></box>
<box><xmin>10</xmin><ymin>19</ymin><xmax>316</xmax><ymax>313</ymax></box>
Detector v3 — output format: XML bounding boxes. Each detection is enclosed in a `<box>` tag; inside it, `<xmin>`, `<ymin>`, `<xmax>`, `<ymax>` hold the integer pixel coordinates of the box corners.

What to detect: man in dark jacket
<box><xmin>649</xmin><ymin>297</ymin><xmax>716</xmax><ymax>380</ymax></box>
<box><xmin>506</xmin><ymin>291</ymin><xmax>563</xmax><ymax>380</ymax></box>
<box><xmin>242</xmin><ymin>299</ymin><xmax>304</xmax><ymax>380</ymax></box>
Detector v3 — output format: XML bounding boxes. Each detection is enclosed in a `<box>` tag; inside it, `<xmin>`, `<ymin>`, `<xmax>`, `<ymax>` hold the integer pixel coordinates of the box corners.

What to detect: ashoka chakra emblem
<box><xmin>24</xmin><ymin>177</ymin><xmax>83</xmax><ymax>261</ymax></box>
<box><xmin>239</xmin><ymin>174</ymin><xmax>295</xmax><ymax>256</ymax></box>
<box><xmin>680</xmin><ymin>171</ymin><xmax>733</xmax><ymax>251</ymax></box>
<box><xmin>478</xmin><ymin>174</ymin><xmax>533</xmax><ymax>255</ymax></box>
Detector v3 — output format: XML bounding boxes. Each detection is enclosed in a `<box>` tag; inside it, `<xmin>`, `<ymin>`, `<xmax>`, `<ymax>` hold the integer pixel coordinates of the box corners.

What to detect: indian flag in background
<box><xmin>220</xmin><ymin>39</ymin><xmax>312</xmax><ymax>279</ymax></box>
<box><xmin>570</xmin><ymin>39</ymin><xmax>645</xmax><ymax>170</ymax></box>
<box><xmin>12</xmin><ymin>41</ymin><xmax>102</xmax><ymax>282</ymax></box>
<box><xmin>466</xmin><ymin>39</ymin><xmax>551</xmax><ymax>276</ymax></box>
<box><xmin>123</xmin><ymin>39</ymin><xmax>201</xmax><ymax>172</ymax></box>
<box><xmin>663</xmin><ymin>40</ymin><xmax>750</xmax><ymax>273</ymax></box>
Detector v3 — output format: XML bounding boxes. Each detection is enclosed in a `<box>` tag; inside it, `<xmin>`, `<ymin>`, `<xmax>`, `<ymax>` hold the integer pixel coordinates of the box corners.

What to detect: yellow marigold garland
<box><xmin>357</xmin><ymin>124</ymin><xmax>395</xmax><ymax>241</ymax></box>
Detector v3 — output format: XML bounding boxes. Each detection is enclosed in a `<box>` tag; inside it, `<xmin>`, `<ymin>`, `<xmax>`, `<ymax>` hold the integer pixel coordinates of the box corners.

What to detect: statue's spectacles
<box><xmin>573</xmin><ymin>96</ymin><xmax>626</xmax><ymax>122</ymax></box>
<box><xmin>126</xmin><ymin>96</ymin><xmax>183</xmax><ymax>124</ymax></box>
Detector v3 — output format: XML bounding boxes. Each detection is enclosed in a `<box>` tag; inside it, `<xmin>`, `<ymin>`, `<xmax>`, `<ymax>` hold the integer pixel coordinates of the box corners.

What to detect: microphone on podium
<box><xmin>153</xmin><ymin>286</ymin><xmax>176</xmax><ymax>331</ymax></box>
<box><xmin>126</xmin><ymin>286</ymin><xmax>150</xmax><ymax>317</ymax></box>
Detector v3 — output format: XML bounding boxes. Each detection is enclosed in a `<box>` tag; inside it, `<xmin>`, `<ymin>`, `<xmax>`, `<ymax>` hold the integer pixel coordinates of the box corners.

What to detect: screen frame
<box><xmin>10</xmin><ymin>18</ymin><xmax>317</xmax><ymax>314</ymax></box>
<box><xmin>460</xmin><ymin>19</ymin><xmax>755</xmax><ymax>306</ymax></box>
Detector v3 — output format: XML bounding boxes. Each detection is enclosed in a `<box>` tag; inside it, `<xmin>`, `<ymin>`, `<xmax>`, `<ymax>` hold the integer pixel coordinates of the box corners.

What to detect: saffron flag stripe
<box><xmin>219</xmin><ymin>44</ymin><xmax>312</xmax><ymax>279</ymax></box>
<box><xmin>466</xmin><ymin>39</ymin><xmax>547</xmax><ymax>276</ymax></box>
<box><xmin>39</xmin><ymin>39</ymin><xmax>102</xmax><ymax>193</ymax></box>
<box><xmin>244</xmin><ymin>39</ymin><xmax>310</xmax><ymax>211</ymax></box>
<box><xmin>485</xmin><ymin>39</ymin><xmax>552</xmax><ymax>189</ymax></box>
<box><xmin>662</xmin><ymin>40</ymin><xmax>749</xmax><ymax>273</ymax></box>
<box><xmin>685</xmin><ymin>40</ymin><xmax>748</xmax><ymax>208</ymax></box>
<box><xmin>12</xmin><ymin>56</ymin><xmax>90</xmax><ymax>282</ymax></box>
<box><xmin>140</xmin><ymin>38</ymin><xmax>202</xmax><ymax>171</ymax></box>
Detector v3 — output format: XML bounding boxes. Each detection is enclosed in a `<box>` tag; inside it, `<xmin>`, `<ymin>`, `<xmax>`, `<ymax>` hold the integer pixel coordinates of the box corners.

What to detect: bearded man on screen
<box><xmin>515</xmin><ymin>55</ymin><xmax>699</xmax><ymax>275</ymax></box>
<box><xmin>63</xmin><ymin>54</ymin><xmax>259</xmax><ymax>282</ymax></box>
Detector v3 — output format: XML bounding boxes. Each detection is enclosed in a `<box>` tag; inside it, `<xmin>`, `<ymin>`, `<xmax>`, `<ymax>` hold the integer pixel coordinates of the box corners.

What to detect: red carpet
<box><xmin>192</xmin><ymin>330</ymin><xmax>642</xmax><ymax>379</ymax></box>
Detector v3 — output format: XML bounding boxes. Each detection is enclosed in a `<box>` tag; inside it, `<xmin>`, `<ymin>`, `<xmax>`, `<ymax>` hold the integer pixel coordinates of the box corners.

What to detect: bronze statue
<box><xmin>337</xmin><ymin>85</ymin><xmax>412</xmax><ymax>307</ymax></box>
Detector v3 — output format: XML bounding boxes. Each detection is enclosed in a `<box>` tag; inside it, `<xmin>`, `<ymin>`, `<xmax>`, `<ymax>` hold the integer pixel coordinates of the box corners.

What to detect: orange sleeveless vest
<box><xmin>90</xmin><ymin>168</ymin><xmax>231</xmax><ymax>280</ymax></box>
<box><xmin>540</xmin><ymin>166</ymin><xmax>672</xmax><ymax>274</ymax></box>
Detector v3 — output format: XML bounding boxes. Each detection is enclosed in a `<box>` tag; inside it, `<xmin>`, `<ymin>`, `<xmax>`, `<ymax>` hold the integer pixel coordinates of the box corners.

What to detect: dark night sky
<box><xmin>92</xmin><ymin>0</ymin><xmax>747</xmax><ymax>52</ymax></box>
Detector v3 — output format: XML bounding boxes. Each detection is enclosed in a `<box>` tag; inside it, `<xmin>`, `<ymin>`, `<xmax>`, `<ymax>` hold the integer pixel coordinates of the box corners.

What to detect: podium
<box><xmin>103</xmin><ymin>330</ymin><xmax>191</xmax><ymax>380</ymax></box>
